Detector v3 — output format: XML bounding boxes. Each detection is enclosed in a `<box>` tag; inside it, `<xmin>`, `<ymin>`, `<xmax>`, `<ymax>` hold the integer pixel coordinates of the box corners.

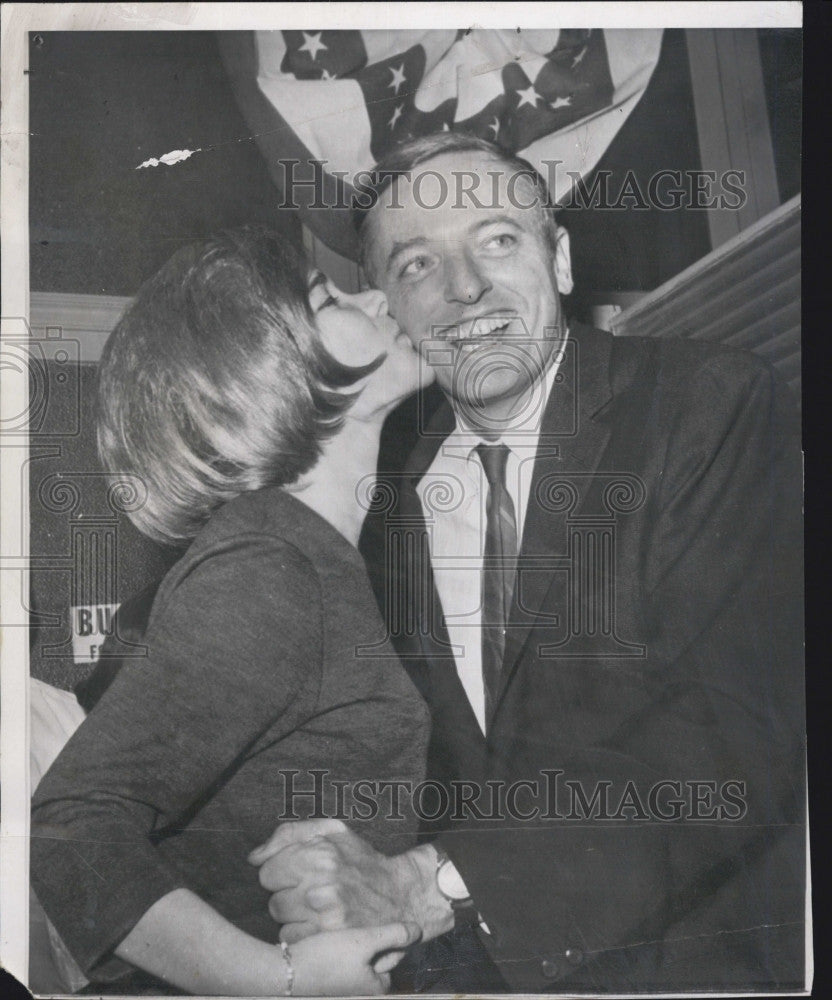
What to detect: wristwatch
<box><xmin>435</xmin><ymin>843</ymin><xmax>470</xmax><ymax>901</ymax></box>
<box><xmin>434</xmin><ymin>843</ymin><xmax>481</xmax><ymax>928</ymax></box>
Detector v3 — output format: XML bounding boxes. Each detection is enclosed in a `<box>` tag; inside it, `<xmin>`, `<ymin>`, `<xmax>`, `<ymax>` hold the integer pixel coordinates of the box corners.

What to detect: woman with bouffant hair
<box><xmin>97</xmin><ymin>227</ymin><xmax>383</xmax><ymax>545</ymax></box>
<box><xmin>32</xmin><ymin>226</ymin><xmax>433</xmax><ymax>996</ymax></box>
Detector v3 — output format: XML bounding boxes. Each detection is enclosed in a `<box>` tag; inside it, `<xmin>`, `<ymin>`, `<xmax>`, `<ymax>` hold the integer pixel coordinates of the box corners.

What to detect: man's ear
<box><xmin>552</xmin><ymin>225</ymin><xmax>573</xmax><ymax>296</ymax></box>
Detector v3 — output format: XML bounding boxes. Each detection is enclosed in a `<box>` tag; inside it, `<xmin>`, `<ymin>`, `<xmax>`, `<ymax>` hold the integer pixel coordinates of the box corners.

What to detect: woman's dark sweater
<box><xmin>31</xmin><ymin>486</ymin><xmax>430</xmax><ymax>985</ymax></box>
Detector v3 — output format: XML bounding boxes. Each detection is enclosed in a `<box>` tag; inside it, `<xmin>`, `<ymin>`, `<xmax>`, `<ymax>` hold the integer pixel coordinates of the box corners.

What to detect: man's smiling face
<box><xmin>364</xmin><ymin>149</ymin><xmax>573</xmax><ymax>427</ymax></box>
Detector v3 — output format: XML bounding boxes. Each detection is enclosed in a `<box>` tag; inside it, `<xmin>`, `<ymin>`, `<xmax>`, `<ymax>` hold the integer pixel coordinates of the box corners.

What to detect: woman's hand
<box><xmin>250</xmin><ymin>819</ymin><xmax>454</xmax><ymax>945</ymax></box>
<box><xmin>113</xmin><ymin>889</ymin><xmax>418</xmax><ymax>997</ymax></box>
<box><xmin>291</xmin><ymin>922</ymin><xmax>421</xmax><ymax>995</ymax></box>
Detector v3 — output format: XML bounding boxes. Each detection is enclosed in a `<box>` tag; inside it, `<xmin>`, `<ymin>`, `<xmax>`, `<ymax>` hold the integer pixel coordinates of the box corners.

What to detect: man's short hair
<box><xmin>97</xmin><ymin>225</ymin><xmax>382</xmax><ymax>547</ymax></box>
<box><xmin>354</xmin><ymin>131</ymin><xmax>559</xmax><ymax>285</ymax></box>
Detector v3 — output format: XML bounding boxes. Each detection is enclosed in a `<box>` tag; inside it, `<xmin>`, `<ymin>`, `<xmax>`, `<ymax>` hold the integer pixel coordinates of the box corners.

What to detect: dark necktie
<box><xmin>476</xmin><ymin>443</ymin><xmax>518</xmax><ymax>727</ymax></box>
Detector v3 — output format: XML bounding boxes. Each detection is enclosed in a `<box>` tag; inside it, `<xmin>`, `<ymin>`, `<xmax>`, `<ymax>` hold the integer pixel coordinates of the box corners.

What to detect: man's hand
<box><xmin>248</xmin><ymin>818</ymin><xmax>454</xmax><ymax>944</ymax></box>
<box><xmin>291</xmin><ymin>922</ymin><xmax>422</xmax><ymax>996</ymax></box>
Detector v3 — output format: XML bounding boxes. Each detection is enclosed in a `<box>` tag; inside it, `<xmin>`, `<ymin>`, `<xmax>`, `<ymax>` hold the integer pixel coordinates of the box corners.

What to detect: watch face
<box><xmin>437</xmin><ymin>860</ymin><xmax>470</xmax><ymax>901</ymax></box>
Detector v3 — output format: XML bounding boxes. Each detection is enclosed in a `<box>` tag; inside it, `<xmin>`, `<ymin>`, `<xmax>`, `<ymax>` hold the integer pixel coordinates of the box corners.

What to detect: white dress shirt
<box><xmin>416</xmin><ymin>356</ymin><xmax>562</xmax><ymax>733</ymax></box>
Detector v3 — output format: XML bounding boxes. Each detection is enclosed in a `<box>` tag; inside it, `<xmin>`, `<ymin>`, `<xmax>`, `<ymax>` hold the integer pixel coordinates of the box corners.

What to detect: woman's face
<box><xmin>308</xmin><ymin>270</ymin><xmax>434</xmax><ymax>416</ymax></box>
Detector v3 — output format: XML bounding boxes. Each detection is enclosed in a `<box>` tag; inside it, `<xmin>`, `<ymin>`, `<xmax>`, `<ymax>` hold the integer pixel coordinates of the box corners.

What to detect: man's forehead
<box><xmin>368</xmin><ymin>153</ymin><xmax>542</xmax><ymax>245</ymax></box>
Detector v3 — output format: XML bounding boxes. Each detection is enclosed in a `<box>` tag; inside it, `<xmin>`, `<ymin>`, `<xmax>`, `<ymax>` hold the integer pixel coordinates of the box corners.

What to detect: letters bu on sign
<box><xmin>70</xmin><ymin>604</ymin><xmax>119</xmax><ymax>664</ymax></box>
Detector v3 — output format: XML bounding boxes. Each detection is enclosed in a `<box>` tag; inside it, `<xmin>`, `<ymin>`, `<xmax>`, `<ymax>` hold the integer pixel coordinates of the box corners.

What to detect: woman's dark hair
<box><xmin>97</xmin><ymin>225</ymin><xmax>382</xmax><ymax>546</ymax></box>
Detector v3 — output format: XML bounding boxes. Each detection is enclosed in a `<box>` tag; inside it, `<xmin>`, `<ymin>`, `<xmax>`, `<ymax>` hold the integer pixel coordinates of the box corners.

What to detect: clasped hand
<box><xmin>248</xmin><ymin>818</ymin><xmax>421</xmax><ymax>943</ymax></box>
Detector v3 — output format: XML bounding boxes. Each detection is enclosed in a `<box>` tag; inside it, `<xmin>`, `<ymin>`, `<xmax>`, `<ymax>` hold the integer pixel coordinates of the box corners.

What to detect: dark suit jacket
<box><xmin>361</xmin><ymin>324</ymin><xmax>805</xmax><ymax>993</ymax></box>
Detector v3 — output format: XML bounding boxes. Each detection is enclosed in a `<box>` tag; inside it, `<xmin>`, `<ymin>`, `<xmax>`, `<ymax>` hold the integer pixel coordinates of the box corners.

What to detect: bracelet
<box><xmin>280</xmin><ymin>940</ymin><xmax>294</xmax><ymax>996</ymax></box>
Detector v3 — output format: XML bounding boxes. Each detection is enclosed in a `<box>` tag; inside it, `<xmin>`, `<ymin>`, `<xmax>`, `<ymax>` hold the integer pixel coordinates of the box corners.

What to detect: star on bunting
<box><xmin>389</xmin><ymin>103</ymin><xmax>404</xmax><ymax>129</ymax></box>
<box><xmin>389</xmin><ymin>64</ymin><xmax>407</xmax><ymax>94</ymax></box>
<box><xmin>572</xmin><ymin>46</ymin><xmax>588</xmax><ymax>69</ymax></box>
<box><xmin>299</xmin><ymin>32</ymin><xmax>327</xmax><ymax>61</ymax></box>
<box><xmin>516</xmin><ymin>84</ymin><xmax>541</xmax><ymax>109</ymax></box>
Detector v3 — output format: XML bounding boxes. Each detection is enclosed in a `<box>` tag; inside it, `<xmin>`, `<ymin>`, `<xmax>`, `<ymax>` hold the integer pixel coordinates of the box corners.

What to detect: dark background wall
<box><xmin>758</xmin><ymin>27</ymin><xmax>802</xmax><ymax>205</ymax></box>
<box><xmin>561</xmin><ymin>29</ymin><xmax>710</xmax><ymax>297</ymax></box>
<box><xmin>29</xmin><ymin>31</ymin><xmax>300</xmax><ymax>297</ymax></box>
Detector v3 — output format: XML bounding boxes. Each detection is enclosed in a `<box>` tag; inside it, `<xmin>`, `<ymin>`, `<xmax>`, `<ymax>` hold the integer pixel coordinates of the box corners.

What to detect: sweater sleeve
<box><xmin>31</xmin><ymin>533</ymin><xmax>323</xmax><ymax>977</ymax></box>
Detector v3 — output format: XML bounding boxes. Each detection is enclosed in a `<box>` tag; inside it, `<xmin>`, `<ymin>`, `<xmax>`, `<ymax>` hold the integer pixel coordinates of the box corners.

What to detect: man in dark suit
<box><xmin>252</xmin><ymin>132</ymin><xmax>805</xmax><ymax>993</ymax></box>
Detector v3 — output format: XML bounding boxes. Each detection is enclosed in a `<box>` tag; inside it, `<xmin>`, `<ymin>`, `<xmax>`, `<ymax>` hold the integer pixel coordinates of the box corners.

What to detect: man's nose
<box><xmin>443</xmin><ymin>251</ymin><xmax>492</xmax><ymax>305</ymax></box>
<box><xmin>348</xmin><ymin>288</ymin><xmax>389</xmax><ymax>317</ymax></box>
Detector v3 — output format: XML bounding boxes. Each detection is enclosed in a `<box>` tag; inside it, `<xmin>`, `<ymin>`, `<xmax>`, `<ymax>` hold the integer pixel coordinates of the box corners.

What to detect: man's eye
<box><xmin>484</xmin><ymin>233</ymin><xmax>517</xmax><ymax>250</ymax></box>
<box><xmin>399</xmin><ymin>256</ymin><xmax>433</xmax><ymax>278</ymax></box>
<box><xmin>316</xmin><ymin>294</ymin><xmax>338</xmax><ymax>311</ymax></box>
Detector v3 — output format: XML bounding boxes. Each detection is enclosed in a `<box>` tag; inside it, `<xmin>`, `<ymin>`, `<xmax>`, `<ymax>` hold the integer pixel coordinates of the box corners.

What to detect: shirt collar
<box><xmin>445</xmin><ymin>332</ymin><xmax>567</xmax><ymax>463</ymax></box>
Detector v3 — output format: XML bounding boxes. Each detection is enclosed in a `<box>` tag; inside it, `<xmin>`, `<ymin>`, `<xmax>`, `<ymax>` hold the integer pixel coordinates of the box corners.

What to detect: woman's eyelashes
<box><xmin>308</xmin><ymin>273</ymin><xmax>339</xmax><ymax>312</ymax></box>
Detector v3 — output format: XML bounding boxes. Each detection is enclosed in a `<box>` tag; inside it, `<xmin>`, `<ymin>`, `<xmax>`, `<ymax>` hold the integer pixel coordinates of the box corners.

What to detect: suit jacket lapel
<box><xmin>397</xmin><ymin>326</ymin><xmax>617</xmax><ymax>741</ymax></box>
<box><xmin>400</xmin><ymin>403</ymin><xmax>487</xmax><ymax>751</ymax></box>
<box><xmin>497</xmin><ymin>326</ymin><xmax>616</xmax><ymax>707</ymax></box>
